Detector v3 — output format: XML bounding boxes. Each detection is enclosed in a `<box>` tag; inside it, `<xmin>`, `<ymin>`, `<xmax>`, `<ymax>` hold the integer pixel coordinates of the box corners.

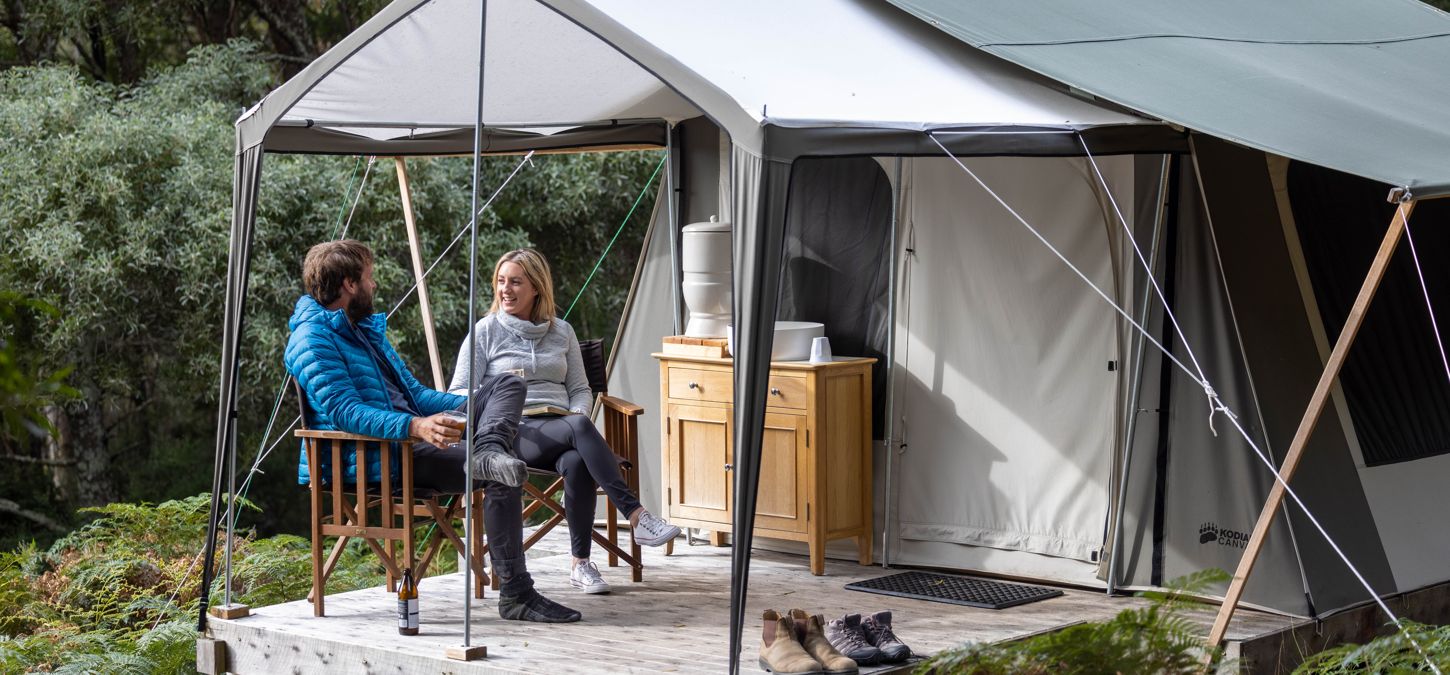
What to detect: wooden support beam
<box><xmin>1206</xmin><ymin>199</ymin><xmax>1416</xmax><ymax>649</ymax></box>
<box><xmin>396</xmin><ymin>157</ymin><xmax>446</xmax><ymax>390</ymax></box>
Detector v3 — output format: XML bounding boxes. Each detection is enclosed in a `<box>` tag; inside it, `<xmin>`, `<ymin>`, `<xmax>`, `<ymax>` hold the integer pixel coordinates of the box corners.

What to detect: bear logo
<box><xmin>1199</xmin><ymin>522</ymin><xmax>1218</xmax><ymax>544</ymax></box>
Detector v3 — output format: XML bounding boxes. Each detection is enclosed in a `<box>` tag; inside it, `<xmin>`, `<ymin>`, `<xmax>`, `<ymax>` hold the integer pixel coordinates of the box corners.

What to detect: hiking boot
<box><xmin>497</xmin><ymin>589</ymin><xmax>581</xmax><ymax>623</ymax></box>
<box><xmin>631</xmin><ymin>509</ymin><xmax>681</xmax><ymax>547</ymax></box>
<box><xmin>824</xmin><ymin>614</ymin><xmax>881</xmax><ymax>665</ymax></box>
<box><xmin>862</xmin><ymin>610</ymin><xmax>912</xmax><ymax>663</ymax></box>
<box><xmin>760</xmin><ymin>609</ymin><xmax>823</xmax><ymax>675</ymax></box>
<box><xmin>470</xmin><ymin>445</ymin><xmax>527</xmax><ymax>487</ymax></box>
<box><xmin>570</xmin><ymin>560</ymin><xmax>611</xmax><ymax>594</ymax></box>
<box><xmin>789</xmin><ymin>609</ymin><xmax>858</xmax><ymax>674</ymax></box>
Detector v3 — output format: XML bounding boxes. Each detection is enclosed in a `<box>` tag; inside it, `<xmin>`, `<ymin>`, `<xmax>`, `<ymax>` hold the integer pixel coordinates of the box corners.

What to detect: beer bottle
<box><xmin>397</xmin><ymin>567</ymin><xmax>419</xmax><ymax>635</ymax></box>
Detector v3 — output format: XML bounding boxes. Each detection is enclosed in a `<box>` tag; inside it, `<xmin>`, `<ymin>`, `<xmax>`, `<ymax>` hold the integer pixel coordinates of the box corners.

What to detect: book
<box><xmin>523</xmin><ymin>404</ymin><xmax>574</xmax><ymax>417</ymax></box>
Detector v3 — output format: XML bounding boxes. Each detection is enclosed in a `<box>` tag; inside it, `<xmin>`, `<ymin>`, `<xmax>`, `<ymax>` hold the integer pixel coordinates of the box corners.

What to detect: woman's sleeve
<box><xmin>562</xmin><ymin>323</ymin><xmax>593</xmax><ymax>414</ymax></box>
<box><xmin>448</xmin><ymin>320</ymin><xmax>487</xmax><ymax>395</ymax></box>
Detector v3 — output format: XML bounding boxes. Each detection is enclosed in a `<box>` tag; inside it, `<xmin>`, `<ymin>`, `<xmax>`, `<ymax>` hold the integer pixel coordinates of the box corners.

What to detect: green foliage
<box><xmin>0</xmin><ymin>292</ymin><xmax>78</xmax><ymax>444</ymax></box>
<box><xmin>919</xmin><ymin>570</ymin><xmax>1230</xmax><ymax>675</ymax></box>
<box><xmin>1293</xmin><ymin>620</ymin><xmax>1450</xmax><ymax>674</ymax></box>
<box><xmin>0</xmin><ymin>494</ymin><xmax>391</xmax><ymax>673</ymax></box>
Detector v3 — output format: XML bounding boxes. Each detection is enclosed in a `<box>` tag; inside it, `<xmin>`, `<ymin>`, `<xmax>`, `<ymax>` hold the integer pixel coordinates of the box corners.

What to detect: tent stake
<box><xmin>395</xmin><ymin>157</ymin><xmax>446</xmax><ymax>390</ymax></box>
<box><xmin>1205</xmin><ymin>198</ymin><xmax>1416</xmax><ymax>649</ymax></box>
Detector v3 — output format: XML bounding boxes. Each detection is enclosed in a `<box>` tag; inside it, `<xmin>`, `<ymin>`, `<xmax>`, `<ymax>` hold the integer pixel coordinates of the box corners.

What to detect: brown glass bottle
<box><xmin>397</xmin><ymin>567</ymin><xmax>419</xmax><ymax>635</ymax></box>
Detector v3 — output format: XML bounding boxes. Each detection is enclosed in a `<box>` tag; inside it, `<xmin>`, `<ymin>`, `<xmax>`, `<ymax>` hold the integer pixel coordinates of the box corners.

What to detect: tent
<box><xmin>205</xmin><ymin>0</ymin><xmax>1450</xmax><ymax>669</ymax></box>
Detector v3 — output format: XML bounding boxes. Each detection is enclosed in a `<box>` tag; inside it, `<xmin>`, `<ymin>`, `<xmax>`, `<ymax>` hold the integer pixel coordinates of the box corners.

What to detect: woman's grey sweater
<box><xmin>448</xmin><ymin>311</ymin><xmax>592</xmax><ymax>414</ymax></box>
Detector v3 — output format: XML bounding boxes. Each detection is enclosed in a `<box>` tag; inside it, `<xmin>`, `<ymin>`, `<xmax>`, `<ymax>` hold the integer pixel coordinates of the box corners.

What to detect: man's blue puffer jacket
<box><xmin>284</xmin><ymin>295</ymin><xmax>463</xmax><ymax>484</ymax></box>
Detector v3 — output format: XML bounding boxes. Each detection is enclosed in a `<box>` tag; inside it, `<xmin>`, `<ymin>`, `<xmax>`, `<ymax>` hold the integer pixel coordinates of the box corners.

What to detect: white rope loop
<box><xmin>926</xmin><ymin>131</ymin><xmax>1438</xmax><ymax>673</ymax></box>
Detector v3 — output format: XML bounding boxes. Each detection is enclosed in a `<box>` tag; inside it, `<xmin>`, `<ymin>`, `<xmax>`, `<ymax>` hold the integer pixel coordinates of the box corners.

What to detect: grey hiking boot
<box><xmin>824</xmin><ymin>614</ymin><xmax>881</xmax><ymax>665</ymax></box>
<box><xmin>470</xmin><ymin>446</ymin><xmax>527</xmax><ymax>487</ymax></box>
<box><xmin>861</xmin><ymin>611</ymin><xmax>911</xmax><ymax>663</ymax></box>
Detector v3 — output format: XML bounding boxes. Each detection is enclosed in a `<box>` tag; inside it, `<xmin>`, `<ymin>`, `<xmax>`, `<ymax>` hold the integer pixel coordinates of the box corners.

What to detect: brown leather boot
<box><xmin>760</xmin><ymin>609</ymin><xmax>824</xmax><ymax>675</ymax></box>
<box><xmin>790</xmin><ymin>609</ymin><xmax>859</xmax><ymax>675</ymax></box>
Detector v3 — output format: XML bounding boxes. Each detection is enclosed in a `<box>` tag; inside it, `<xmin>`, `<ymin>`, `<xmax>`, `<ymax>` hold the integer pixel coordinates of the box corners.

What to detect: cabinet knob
<box><xmin>724</xmin><ymin>463</ymin><xmax>733</xmax><ymax>471</ymax></box>
<box><xmin>688</xmin><ymin>381</ymin><xmax>699</xmax><ymax>390</ymax></box>
<box><xmin>769</xmin><ymin>387</ymin><xmax>781</xmax><ymax>396</ymax></box>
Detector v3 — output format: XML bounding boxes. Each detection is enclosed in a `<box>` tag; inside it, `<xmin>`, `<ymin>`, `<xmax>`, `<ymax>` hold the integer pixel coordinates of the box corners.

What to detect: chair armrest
<box><xmin>598</xmin><ymin>395</ymin><xmax>644</xmax><ymax>417</ymax></box>
<box><xmin>294</xmin><ymin>429</ymin><xmax>397</xmax><ymax>444</ymax></box>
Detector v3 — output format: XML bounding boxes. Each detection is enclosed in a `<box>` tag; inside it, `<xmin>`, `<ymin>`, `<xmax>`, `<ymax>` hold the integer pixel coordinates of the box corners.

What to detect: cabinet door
<box><xmin>665</xmin><ymin>404</ymin><xmax>732</xmax><ymax>525</ymax></box>
<box><xmin>753</xmin><ymin>412</ymin><xmax>808</xmax><ymax>533</ymax></box>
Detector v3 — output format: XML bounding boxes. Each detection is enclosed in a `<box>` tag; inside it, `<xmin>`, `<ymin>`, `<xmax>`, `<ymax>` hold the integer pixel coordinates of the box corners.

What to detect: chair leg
<box><xmin>606</xmin><ymin>502</ymin><xmax>619</xmax><ymax>568</ymax></box>
<box><xmin>309</xmin><ymin>481</ymin><xmax>325</xmax><ymax>617</ymax></box>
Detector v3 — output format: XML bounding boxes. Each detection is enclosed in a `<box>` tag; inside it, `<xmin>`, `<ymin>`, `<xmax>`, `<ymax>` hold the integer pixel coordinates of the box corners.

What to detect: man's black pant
<box><xmin>411</xmin><ymin>373</ymin><xmax>535</xmax><ymax>595</ymax></box>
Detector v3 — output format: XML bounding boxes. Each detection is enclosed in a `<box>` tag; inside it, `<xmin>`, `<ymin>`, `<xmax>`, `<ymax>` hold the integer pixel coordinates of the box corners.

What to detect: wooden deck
<box><xmin>202</xmin><ymin>527</ymin><xmax>1298</xmax><ymax>674</ymax></box>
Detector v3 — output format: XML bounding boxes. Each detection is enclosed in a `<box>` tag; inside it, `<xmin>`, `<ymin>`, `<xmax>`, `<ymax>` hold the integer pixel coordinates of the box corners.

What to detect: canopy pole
<box><xmin>1205</xmin><ymin>196</ymin><xmax>1416</xmax><ymax>648</ymax></box>
<box><xmin>881</xmin><ymin>157</ymin><xmax>903</xmax><ymax>569</ymax></box>
<box><xmin>456</xmin><ymin>0</ymin><xmax>488</xmax><ymax>659</ymax></box>
<box><xmin>395</xmin><ymin>157</ymin><xmax>446</xmax><ymax>390</ymax></box>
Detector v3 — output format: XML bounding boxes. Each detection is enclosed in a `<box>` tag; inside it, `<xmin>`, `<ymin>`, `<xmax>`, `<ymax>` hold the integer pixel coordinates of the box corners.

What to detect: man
<box><xmin>284</xmin><ymin>239</ymin><xmax>579</xmax><ymax>623</ymax></box>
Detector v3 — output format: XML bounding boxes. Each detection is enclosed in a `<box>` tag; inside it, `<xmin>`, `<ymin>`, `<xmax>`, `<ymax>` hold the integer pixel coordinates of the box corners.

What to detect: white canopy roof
<box><xmin>238</xmin><ymin>0</ymin><xmax>1167</xmax><ymax>156</ymax></box>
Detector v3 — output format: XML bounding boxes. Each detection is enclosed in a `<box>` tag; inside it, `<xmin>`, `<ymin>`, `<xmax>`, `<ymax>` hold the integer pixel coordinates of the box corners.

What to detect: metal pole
<box><xmin>666</xmin><ymin>125</ymin><xmax>682</xmax><ymax>334</ymax></box>
<box><xmin>881</xmin><ymin>157</ymin><xmax>903</xmax><ymax>569</ymax></box>
<box><xmin>1105</xmin><ymin>155</ymin><xmax>1169</xmax><ymax>595</ymax></box>
<box><xmin>463</xmin><ymin>0</ymin><xmax>489</xmax><ymax>646</ymax></box>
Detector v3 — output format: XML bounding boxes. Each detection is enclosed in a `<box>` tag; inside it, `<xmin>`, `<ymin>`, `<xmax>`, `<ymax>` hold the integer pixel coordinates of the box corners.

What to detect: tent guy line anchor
<box><xmin>927</xmin><ymin>130</ymin><xmax>1435</xmax><ymax>673</ymax></box>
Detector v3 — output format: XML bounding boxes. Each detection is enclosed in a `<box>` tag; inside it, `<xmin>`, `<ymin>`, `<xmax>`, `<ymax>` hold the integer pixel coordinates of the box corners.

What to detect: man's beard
<box><xmin>345</xmin><ymin>290</ymin><xmax>375</xmax><ymax>323</ymax></box>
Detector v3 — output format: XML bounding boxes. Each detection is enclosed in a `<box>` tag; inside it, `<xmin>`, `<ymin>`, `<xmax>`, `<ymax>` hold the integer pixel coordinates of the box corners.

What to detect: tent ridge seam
<box><xmin>978</xmin><ymin>30</ymin><xmax>1450</xmax><ymax>48</ymax></box>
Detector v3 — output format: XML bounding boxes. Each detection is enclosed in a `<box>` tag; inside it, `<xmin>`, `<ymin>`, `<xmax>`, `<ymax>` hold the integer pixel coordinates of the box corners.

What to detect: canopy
<box><xmin>236</xmin><ymin>0</ymin><xmax>1178</xmax><ymax>157</ymax></box>
<box><xmin>887</xmin><ymin>0</ymin><xmax>1450</xmax><ymax>198</ymax></box>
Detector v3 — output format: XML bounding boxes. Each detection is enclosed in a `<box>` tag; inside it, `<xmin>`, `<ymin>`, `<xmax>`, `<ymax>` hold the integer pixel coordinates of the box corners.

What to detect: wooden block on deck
<box><xmin>445</xmin><ymin>644</ymin><xmax>488</xmax><ymax>661</ymax></box>
<box><xmin>196</xmin><ymin>637</ymin><xmax>227</xmax><ymax>675</ymax></box>
<box><xmin>209</xmin><ymin>603</ymin><xmax>251</xmax><ymax>619</ymax></box>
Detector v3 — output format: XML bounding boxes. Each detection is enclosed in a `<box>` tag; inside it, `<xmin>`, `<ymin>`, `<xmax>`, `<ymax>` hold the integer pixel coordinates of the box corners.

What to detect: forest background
<box><xmin>1</xmin><ymin>0</ymin><xmax>663</xmax><ymax>548</ymax></box>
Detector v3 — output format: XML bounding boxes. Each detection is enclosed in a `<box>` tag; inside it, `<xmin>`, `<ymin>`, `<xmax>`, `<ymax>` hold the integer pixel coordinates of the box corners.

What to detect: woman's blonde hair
<box><xmin>489</xmin><ymin>248</ymin><xmax>556</xmax><ymax>324</ymax></box>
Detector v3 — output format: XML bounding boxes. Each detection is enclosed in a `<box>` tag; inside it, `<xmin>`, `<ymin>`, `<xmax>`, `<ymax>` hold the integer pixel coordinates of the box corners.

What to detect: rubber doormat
<box><xmin>845</xmin><ymin>571</ymin><xmax>1064</xmax><ymax>610</ymax></box>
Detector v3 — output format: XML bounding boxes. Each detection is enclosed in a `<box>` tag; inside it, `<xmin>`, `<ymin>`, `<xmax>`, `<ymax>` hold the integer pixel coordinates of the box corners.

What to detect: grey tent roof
<box><xmin>235</xmin><ymin>0</ymin><xmax>1180</xmax><ymax>157</ymax></box>
<box><xmin>888</xmin><ymin>0</ymin><xmax>1450</xmax><ymax>198</ymax></box>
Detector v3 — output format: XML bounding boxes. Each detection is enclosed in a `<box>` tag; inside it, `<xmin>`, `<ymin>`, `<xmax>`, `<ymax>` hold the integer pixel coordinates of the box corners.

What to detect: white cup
<box><xmin>809</xmin><ymin>336</ymin><xmax>832</xmax><ymax>363</ymax></box>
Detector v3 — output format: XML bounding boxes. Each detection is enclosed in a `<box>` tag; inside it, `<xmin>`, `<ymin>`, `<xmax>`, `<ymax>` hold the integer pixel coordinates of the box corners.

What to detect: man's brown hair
<box><xmin>302</xmin><ymin>240</ymin><xmax>373</xmax><ymax>305</ymax></box>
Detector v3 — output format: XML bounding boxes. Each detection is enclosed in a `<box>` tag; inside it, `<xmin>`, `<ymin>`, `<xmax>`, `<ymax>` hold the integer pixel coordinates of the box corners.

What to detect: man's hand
<box><xmin>410</xmin><ymin>413</ymin><xmax>464</xmax><ymax>447</ymax></box>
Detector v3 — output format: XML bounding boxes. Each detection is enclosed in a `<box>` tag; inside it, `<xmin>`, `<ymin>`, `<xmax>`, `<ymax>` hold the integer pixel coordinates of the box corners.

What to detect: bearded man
<box><xmin>284</xmin><ymin>239</ymin><xmax>580</xmax><ymax>623</ymax></box>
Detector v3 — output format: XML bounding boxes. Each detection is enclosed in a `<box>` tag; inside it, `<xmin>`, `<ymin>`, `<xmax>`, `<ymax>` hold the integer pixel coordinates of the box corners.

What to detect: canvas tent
<box><xmin>205</xmin><ymin>0</ymin><xmax>1450</xmax><ymax>668</ymax></box>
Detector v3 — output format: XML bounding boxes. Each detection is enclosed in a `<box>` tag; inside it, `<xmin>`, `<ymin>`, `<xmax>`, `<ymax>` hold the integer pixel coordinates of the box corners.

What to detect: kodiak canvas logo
<box><xmin>1199</xmin><ymin>522</ymin><xmax>1249</xmax><ymax>549</ymax></box>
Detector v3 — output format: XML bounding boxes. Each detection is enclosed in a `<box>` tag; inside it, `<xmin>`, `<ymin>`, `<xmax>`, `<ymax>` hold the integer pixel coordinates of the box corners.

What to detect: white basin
<box><xmin>727</xmin><ymin>321</ymin><xmax>825</xmax><ymax>361</ymax></box>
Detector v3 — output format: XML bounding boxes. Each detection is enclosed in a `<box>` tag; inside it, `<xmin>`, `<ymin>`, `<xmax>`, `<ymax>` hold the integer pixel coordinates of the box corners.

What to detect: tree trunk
<box><xmin>43</xmin><ymin>405</ymin><xmax>76</xmax><ymax>504</ymax></box>
<box><xmin>68</xmin><ymin>393</ymin><xmax>117</xmax><ymax>506</ymax></box>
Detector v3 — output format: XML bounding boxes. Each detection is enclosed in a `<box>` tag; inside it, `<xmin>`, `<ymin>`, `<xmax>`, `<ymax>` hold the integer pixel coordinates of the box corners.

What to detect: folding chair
<box><xmin>484</xmin><ymin>338</ymin><xmax>665</xmax><ymax>588</ymax></box>
<box><xmin>292</xmin><ymin>379</ymin><xmax>487</xmax><ymax>616</ymax></box>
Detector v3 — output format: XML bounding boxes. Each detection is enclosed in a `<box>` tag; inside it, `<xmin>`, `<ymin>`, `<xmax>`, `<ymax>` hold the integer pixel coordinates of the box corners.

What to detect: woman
<box><xmin>450</xmin><ymin>248</ymin><xmax>680</xmax><ymax>594</ymax></box>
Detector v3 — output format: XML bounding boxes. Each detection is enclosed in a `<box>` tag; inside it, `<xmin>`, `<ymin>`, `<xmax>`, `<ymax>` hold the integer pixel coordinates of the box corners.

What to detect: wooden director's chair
<box><xmin>482</xmin><ymin>338</ymin><xmax>668</xmax><ymax>588</ymax></box>
<box><xmin>292</xmin><ymin>379</ymin><xmax>488</xmax><ymax>617</ymax></box>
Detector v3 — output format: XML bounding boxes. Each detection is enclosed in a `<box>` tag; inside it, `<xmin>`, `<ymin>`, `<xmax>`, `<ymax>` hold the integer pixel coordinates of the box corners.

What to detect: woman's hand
<box><xmin>410</xmin><ymin>413</ymin><xmax>464</xmax><ymax>447</ymax></box>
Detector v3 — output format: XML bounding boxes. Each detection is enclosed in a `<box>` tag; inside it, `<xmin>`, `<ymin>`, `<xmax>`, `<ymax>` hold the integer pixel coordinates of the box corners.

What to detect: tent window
<box><xmin>777</xmin><ymin>157</ymin><xmax>893</xmax><ymax>439</ymax></box>
<box><xmin>1288</xmin><ymin>162</ymin><xmax>1450</xmax><ymax>466</ymax></box>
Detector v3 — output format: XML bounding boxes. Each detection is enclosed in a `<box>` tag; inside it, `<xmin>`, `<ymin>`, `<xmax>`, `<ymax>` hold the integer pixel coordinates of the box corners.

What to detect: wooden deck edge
<box><xmin>1229</xmin><ymin>580</ymin><xmax>1450</xmax><ymax>674</ymax></box>
<box><xmin>204</xmin><ymin>618</ymin><xmax>514</xmax><ymax>674</ymax></box>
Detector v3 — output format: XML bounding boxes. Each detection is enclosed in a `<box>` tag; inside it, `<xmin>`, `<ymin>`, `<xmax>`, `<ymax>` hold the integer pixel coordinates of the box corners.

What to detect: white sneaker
<box><xmin>631</xmin><ymin>510</ymin><xmax>681</xmax><ymax>547</ymax></box>
<box><xmin>570</xmin><ymin>560</ymin><xmax>611</xmax><ymax>594</ymax></box>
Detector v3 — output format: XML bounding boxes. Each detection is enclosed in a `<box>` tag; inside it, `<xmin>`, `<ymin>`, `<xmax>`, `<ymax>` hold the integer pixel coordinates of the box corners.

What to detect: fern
<box><xmin>919</xmin><ymin>570</ymin><xmax>1231</xmax><ymax>675</ymax></box>
<box><xmin>1293</xmin><ymin>620</ymin><xmax>1450</xmax><ymax>673</ymax></box>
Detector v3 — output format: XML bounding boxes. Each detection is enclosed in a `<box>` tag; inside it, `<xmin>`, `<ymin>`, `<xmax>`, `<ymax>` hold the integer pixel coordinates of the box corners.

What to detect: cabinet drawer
<box><xmin>668</xmin><ymin>367</ymin><xmax>733</xmax><ymax>404</ymax></box>
<box><xmin>765</xmin><ymin>374</ymin><xmax>808</xmax><ymax>410</ymax></box>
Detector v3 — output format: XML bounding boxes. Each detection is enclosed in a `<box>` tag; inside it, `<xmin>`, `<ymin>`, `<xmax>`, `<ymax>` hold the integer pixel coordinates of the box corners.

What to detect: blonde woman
<box><xmin>450</xmin><ymin>248</ymin><xmax>679</xmax><ymax>594</ymax></box>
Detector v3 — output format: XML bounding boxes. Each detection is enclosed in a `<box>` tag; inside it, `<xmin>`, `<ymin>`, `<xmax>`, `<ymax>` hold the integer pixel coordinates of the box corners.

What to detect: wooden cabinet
<box><xmin>655</xmin><ymin>353</ymin><xmax>875</xmax><ymax>575</ymax></box>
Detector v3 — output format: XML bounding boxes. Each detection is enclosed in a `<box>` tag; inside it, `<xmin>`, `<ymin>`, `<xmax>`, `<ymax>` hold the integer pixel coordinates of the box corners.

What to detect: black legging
<box><xmin>516</xmin><ymin>414</ymin><xmax>642</xmax><ymax>559</ymax></box>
